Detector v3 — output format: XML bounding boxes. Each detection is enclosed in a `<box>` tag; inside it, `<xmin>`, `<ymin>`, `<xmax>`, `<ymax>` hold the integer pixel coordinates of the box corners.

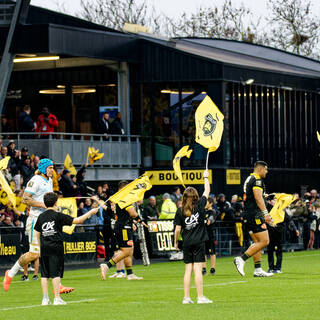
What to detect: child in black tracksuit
<box><xmin>35</xmin><ymin>192</ymin><xmax>100</xmax><ymax>306</ymax></box>
<box><xmin>174</xmin><ymin>170</ymin><xmax>212</xmax><ymax>305</ymax></box>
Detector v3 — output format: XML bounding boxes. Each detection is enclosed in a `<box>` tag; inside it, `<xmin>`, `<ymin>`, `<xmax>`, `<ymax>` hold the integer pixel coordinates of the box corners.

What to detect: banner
<box><xmin>195</xmin><ymin>95</ymin><xmax>224</xmax><ymax>152</ymax></box>
<box><xmin>109</xmin><ymin>174</ymin><xmax>152</xmax><ymax>209</ymax></box>
<box><xmin>63</xmin><ymin>231</ymin><xmax>97</xmax><ymax>263</ymax></box>
<box><xmin>147</xmin><ymin>220</ymin><xmax>176</xmax><ymax>256</ymax></box>
<box><xmin>226</xmin><ymin>169</ymin><xmax>241</xmax><ymax>185</ymax></box>
<box><xmin>172</xmin><ymin>145</ymin><xmax>193</xmax><ymax>187</ymax></box>
<box><xmin>57</xmin><ymin>197</ymin><xmax>78</xmax><ymax>235</ymax></box>
<box><xmin>146</xmin><ymin>170</ymin><xmax>212</xmax><ymax>185</ymax></box>
<box><xmin>0</xmin><ymin>233</ymin><xmax>22</xmax><ymax>266</ymax></box>
<box><xmin>64</xmin><ymin>154</ymin><xmax>77</xmax><ymax>176</ymax></box>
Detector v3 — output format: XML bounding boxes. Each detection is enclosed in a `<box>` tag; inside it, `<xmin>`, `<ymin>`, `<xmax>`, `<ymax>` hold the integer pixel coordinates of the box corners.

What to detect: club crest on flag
<box><xmin>202</xmin><ymin>113</ymin><xmax>218</xmax><ymax>137</ymax></box>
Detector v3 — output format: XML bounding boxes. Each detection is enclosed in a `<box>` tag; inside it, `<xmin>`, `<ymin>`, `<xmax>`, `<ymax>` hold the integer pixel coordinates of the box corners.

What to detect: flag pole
<box><xmin>205</xmin><ymin>150</ymin><xmax>210</xmax><ymax>170</ymax></box>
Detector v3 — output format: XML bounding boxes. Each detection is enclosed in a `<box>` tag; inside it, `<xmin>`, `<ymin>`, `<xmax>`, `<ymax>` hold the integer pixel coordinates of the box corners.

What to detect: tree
<box><xmin>77</xmin><ymin>0</ymin><xmax>162</xmax><ymax>34</ymax></box>
<box><xmin>164</xmin><ymin>0</ymin><xmax>268</xmax><ymax>44</ymax></box>
<box><xmin>267</xmin><ymin>0</ymin><xmax>320</xmax><ymax>58</ymax></box>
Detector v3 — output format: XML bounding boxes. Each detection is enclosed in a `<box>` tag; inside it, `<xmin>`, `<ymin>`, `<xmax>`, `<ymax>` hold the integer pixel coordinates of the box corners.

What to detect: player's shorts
<box><xmin>243</xmin><ymin>211</ymin><xmax>267</xmax><ymax>234</ymax></box>
<box><xmin>205</xmin><ymin>239</ymin><xmax>216</xmax><ymax>255</ymax></box>
<box><xmin>40</xmin><ymin>255</ymin><xmax>64</xmax><ymax>278</ymax></box>
<box><xmin>114</xmin><ymin>226</ymin><xmax>134</xmax><ymax>249</ymax></box>
<box><xmin>183</xmin><ymin>242</ymin><xmax>206</xmax><ymax>264</ymax></box>
<box><xmin>26</xmin><ymin>216</ymin><xmax>40</xmax><ymax>253</ymax></box>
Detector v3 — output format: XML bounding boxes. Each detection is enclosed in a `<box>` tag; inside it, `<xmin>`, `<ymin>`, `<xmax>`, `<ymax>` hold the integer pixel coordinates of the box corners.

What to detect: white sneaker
<box><xmin>127</xmin><ymin>274</ymin><xmax>143</xmax><ymax>280</ymax></box>
<box><xmin>108</xmin><ymin>272</ymin><xmax>118</xmax><ymax>278</ymax></box>
<box><xmin>182</xmin><ymin>297</ymin><xmax>194</xmax><ymax>304</ymax></box>
<box><xmin>253</xmin><ymin>269</ymin><xmax>274</xmax><ymax>277</ymax></box>
<box><xmin>53</xmin><ymin>297</ymin><xmax>67</xmax><ymax>305</ymax></box>
<box><xmin>197</xmin><ymin>296</ymin><xmax>213</xmax><ymax>304</ymax></box>
<box><xmin>100</xmin><ymin>263</ymin><xmax>109</xmax><ymax>280</ymax></box>
<box><xmin>41</xmin><ymin>298</ymin><xmax>51</xmax><ymax>306</ymax></box>
<box><xmin>233</xmin><ymin>257</ymin><xmax>245</xmax><ymax>276</ymax></box>
<box><xmin>116</xmin><ymin>272</ymin><xmax>126</xmax><ymax>278</ymax></box>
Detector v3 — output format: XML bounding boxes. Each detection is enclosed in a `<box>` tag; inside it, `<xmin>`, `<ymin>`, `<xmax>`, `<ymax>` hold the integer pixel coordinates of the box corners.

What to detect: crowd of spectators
<box><xmin>0</xmin><ymin>137</ymin><xmax>319</xmax><ymax>259</ymax></box>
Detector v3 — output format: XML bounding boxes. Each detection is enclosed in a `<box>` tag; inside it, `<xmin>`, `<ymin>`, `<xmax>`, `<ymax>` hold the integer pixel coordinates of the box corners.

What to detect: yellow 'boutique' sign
<box><xmin>226</xmin><ymin>169</ymin><xmax>241</xmax><ymax>185</ymax></box>
<box><xmin>146</xmin><ymin>170</ymin><xmax>212</xmax><ymax>185</ymax></box>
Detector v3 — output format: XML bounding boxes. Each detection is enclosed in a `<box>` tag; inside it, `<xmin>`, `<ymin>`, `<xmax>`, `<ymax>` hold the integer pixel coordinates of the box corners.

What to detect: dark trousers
<box><xmin>103</xmin><ymin>224</ymin><xmax>115</xmax><ymax>260</ymax></box>
<box><xmin>267</xmin><ymin>227</ymin><xmax>283</xmax><ymax>270</ymax></box>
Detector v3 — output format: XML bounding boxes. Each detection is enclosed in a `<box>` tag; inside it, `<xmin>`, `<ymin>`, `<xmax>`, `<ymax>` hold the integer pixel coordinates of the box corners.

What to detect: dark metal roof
<box><xmin>26</xmin><ymin>5</ymin><xmax>122</xmax><ymax>33</ymax></box>
<box><xmin>174</xmin><ymin>38</ymin><xmax>320</xmax><ymax>79</ymax></box>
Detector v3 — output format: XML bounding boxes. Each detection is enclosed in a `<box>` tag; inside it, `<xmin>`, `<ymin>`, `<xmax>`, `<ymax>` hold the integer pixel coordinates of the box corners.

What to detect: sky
<box><xmin>30</xmin><ymin>0</ymin><xmax>270</xmax><ymax>19</ymax></box>
<box><xmin>29</xmin><ymin>0</ymin><xmax>320</xmax><ymax>26</ymax></box>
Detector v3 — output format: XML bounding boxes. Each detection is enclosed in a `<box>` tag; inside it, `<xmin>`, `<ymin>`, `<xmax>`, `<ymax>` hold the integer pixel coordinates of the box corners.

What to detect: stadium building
<box><xmin>0</xmin><ymin>1</ymin><xmax>319</xmax><ymax>196</ymax></box>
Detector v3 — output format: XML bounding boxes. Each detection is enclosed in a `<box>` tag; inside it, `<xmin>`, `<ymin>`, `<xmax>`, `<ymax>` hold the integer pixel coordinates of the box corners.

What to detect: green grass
<box><xmin>1</xmin><ymin>250</ymin><xmax>320</xmax><ymax>320</ymax></box>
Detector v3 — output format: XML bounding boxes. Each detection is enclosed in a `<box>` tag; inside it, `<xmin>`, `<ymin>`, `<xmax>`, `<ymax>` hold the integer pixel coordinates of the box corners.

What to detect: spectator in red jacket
<box><xmin>36</xmin><ymin>107</ymin><xmax>58</xmax><ymax>137</ymax></box>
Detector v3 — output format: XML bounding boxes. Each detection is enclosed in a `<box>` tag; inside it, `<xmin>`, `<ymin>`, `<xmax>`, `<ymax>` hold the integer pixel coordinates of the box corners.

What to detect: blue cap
<box><xmin>38</xmin><ymin>158</ymin><xmax>53</xmax><ymax>175</ymax></box>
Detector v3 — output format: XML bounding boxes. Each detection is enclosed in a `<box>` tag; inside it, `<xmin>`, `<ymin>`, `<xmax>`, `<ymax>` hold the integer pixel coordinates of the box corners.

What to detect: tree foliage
<box><xmin>267</xmin><ymin>0</ymin><xmax>320</xmax><ymax>58</ymax></box>
<box><xmin>78</xmin><ymin>0</ymin><xmax>162</xmax><ymax>33</ymax></box>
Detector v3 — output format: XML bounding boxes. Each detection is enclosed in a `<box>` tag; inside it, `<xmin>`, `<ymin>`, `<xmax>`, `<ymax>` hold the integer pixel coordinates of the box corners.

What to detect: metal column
<box><xmin>0</xmin><ymin>0</ymin><xmax>30</xmax><ymax>117</ymax></box>
<box><xmin>117</xmin><ymin>62</ymin><xmax>130</xmax><ymax>134</ymax></box>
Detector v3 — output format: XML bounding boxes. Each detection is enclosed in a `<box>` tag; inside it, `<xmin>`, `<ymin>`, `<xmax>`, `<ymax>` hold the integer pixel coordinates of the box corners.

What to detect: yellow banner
<box><xmin>269</xmin><ymin>193</ymin><xmax>296</xmax><ymax>225</ymax></box>
<box><xmin>0</xmin><ymin>172</ymin><xmax>16</xmax><ymax>207</ymax></box>
<box><xmin>146</xmin><ymin>170</ymin><xmax>212</xmax><ymax>185</ymax></box>
<box><xmin>64</xmin><ymin>154</ymin><xmax>77</xmax><ymax>176</ymax></box>
<box><xmin>226</xmin><ymin>169</ymin><xmax>241</xmax><ymax>185</ymax></box>
<box><xmin>109</xmin><ymin>174</ymin><xmax>152</xmax><ymax>209</ymax></box>
<box><xmin>57</xmin><ymin>197</ymin><xmax>77</xmax><ymax>234</ymax></box>
<box><xmin>195</xmin><ymin>95</ymin><xmax>224</xmax><ymax>152</ymax></box>
<box><xmin>172</xmin><ymin>145</ymin><xmax>193</xmax><ymax>188</ymax></box>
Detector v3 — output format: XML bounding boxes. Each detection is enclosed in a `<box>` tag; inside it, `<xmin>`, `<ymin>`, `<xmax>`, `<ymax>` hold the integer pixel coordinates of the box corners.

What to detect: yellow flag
<box><xmin>0</xmin><ymin>189</ymin><xmax>8</xmax><ymax>205</ymax></box>
<box><xmin>317</xmin><ymin>131</ymin><xmax>320</xmax><ymax>143</ymax></box>
<box><xmin>15</xmin><ymin>196</ymin><xmax>27</xmax><ymax>212</ymax></box>
<box><xmin>0</xmin><ymin>156</ymin><xmax>10</xmax><ymax>170</ymax></box>
<box><xmin>195</xmin><ymin>95</ymin><xmax>224</xmax><ymax>152</ymax></box>
<box><xmin>87</xmin><ymin>147</ymin><xmax>104</xmax><ymax>165</ymax></box>
<box><xmin>64</xmin><ymin>154</ymin><xmax>77</xmax><ymax>176</ymax></box>
<box><xmin>0</xmin><ymin>171</ymin><xmax>16</xmax><ymax>206</ymax></box>
<box><xmin>172</xmin><ymin>145</ymin><xmax>193</xmax><ymax>187</ymax></box>
<box><xmin>269</xmin><ymin>193</ymin><xmax>296</xmax><ymax>225</ymax></box>
<box><xmin>109</xmin><ymin>174</ymin><xmax>152</xmax><ymax>209</ymax></box>
<box><xmin>57</xmin><ymin>197</ymin><xmax>78</xmax><ymax>234</ymax></box>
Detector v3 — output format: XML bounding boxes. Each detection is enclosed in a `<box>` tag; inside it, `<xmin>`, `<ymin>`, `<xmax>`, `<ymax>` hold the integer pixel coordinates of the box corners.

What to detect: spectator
<box><xmin>1</xmin><ymin>115</ymin><xmax>12</xmax><ymax>138</ymax></box>
<box><xmin>33</xmin><ymin>155</ymin><xmax>40</xmax><ymax>170</ymax></box>
<box><xmin>110</xmin><ymin>112</ymin><xmax>124</xmax><ymax>135</ymax></box>
<box><xmin>96</xmin><ymin>185</ymin><xmax>106</xmax><ymax>200</ymax></box>
<box><xmin>18</xmin><ymin>105</ymin><xmax>35</xmax><ymax>138</ymax></box>
<box><xmin>59</xmin><ymin>169</ymin><xmax>77</xmax><ymax>197</ymax></box>
<box><xmin>159</xmin><ymin>193</ymin><xmax>177</xmax><ymax>219</ymax></box>
<box><xmin>76</xmin><ymin>163</ymin><xmax>88</xmax><ymax>197</ymax></box>
<box><xmin>143</xmin><ymin>196</ymin><xmax>158</xmax><ymax>221</ymax></box>
<box><xmin>102</xmin><ymin>183</ymin><xmax>111</xmax><ymax>198</ymax></box>
<box><xmin>96</xmin><ymin>112</ymin><xmax>111</xmax><ymax>135</ymax></box>
<box><xmin>20</xmin><ymin>156</ymin><xmax>35</xmax><ymax>187</ymax></box>
<box><xmin>20</xmin><ymin>146</ymin><xmax>29</xmax><ymax>162</ymax></box>
<box><xmin>36</xmin><ymin>107</ymin><xmax>58</xmax><ymax>137</ymax></box>
<box><xmin>1</xmin><ymin>146</ymin><xmax>8</xmax><ymax>159</ymax></box>
<box><xmin>7</xmin><ymin>140</ymin><xmax>16</xmax><ymax>158</ymax></box>
<box><xmin>171</xmin><ymin>186</ymin><xmax>182</xmax><ymax>204</ymax></box>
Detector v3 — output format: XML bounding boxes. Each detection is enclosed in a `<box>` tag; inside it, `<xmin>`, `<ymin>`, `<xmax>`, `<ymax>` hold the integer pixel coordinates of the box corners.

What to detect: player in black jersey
<box><xmin>233</xmin><ymin>161</ymin><xmax>273</xmax><ymax>277</ymax></box>
<box><xmin>100</xmin><ymin>181</ymin><xmax>143</xmax><ymax>280</ymax></box>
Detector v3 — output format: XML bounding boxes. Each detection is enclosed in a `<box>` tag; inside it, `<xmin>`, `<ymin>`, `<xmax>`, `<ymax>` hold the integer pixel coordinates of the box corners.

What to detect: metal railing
<box><xmin>2</xmin><ymin>132</ymin><xmax>141</xmax><ymax>167</ymax></box>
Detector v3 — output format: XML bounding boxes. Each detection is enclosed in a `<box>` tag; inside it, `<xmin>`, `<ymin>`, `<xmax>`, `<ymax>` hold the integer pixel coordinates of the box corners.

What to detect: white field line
<box><xmin>0</xmin><ymin>298</ymin><xmax>96</xmax><ymax>311</ymax></box>
<box><xmin>176</xmin><ymin>280</ymin><xmax>247</xmax><ymax>290</ymax></box>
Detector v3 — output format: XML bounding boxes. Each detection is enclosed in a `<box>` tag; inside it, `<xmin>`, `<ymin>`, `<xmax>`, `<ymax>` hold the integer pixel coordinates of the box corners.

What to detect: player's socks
<box><xmin>126</xmin><ymin>267</ymin><xmax>133</xmax><ymax>276</ymax></box>
<box><xmin>8</xmin><ymin>261</ymin><xmax>22</xmax><ymax>278</ymax></box>
<box><xmin>106</xmin><ymin>259</ymin><xmax>116</xmax><ymax>269</ymax></box>
<box><xmin>254</xmin><ymin>261</ymin><xmax>261</xmax><ymax>270</ymax></box>
<box><xmin>240</xmin><ymin>253</ymin><xmax>250</xmax><ymax>262</ymax></box>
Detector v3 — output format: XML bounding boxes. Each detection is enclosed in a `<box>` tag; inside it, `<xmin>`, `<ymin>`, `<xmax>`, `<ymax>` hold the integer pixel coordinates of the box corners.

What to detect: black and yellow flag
<box><xmin>109</xmin><ymin>174</ymin><xmax>152</xmax><ymax>209</ymax></box>
<box><xmin>87</xmin><ymin>147</ymin><xmax>104</xmax><ymax>165</ymax></box>
<box><xmin>64</xmin><ymin>154</ymin><xmax>77</xmax><ymax>176</ymax></box>
<box><xmin>195</xmin><ymin>95</ymin><xmax>224</xmax><ymax>152</ymax></box>
<box><xmin>269</xmin><ymin>193</ymin><xmax>297</xmax><ymax>225</ymax></box>
<box><xmin>57</xmin><ymin>197</ymin><xmax>78</xmax><ymax>234</ymax></box>
<box><xmin>173</xmin><ymin>145</ymin><xmax>193</xmax><ymax>187</ymax></box>
<box><xmin>317</xmin><ymin>131</ymin><xmax>320</xmax><ymax>143</ymax></box>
